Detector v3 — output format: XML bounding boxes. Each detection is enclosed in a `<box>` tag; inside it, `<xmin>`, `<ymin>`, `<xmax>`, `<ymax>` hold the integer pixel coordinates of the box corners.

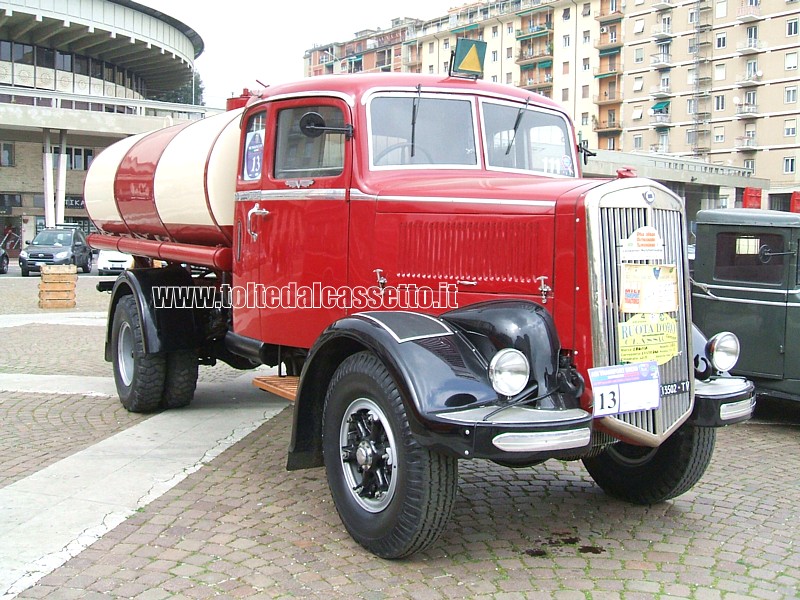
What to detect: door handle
<box><xmin>247</xmin><ymin>203</ymin><xmax>270</xmax><ymax>241</ymax></box>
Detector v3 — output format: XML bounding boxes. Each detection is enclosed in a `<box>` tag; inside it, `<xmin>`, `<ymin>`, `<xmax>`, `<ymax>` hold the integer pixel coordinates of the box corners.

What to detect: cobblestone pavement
<box><xmin>2</xmin><ymin>275</ymin><xmax>800</xmax><ymax>599</ymax></box>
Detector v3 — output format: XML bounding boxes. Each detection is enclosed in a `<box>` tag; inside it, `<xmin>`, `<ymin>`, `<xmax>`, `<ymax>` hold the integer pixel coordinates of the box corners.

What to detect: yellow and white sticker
<box><xmin>618</xmin><ymin>312</ymin><xmax>679</xmax><ymax>365</ymax></box>
<box><xmin>621</xmin><ymin>264</ymin><xmax>678</xmax><ymax>314</ymax></box>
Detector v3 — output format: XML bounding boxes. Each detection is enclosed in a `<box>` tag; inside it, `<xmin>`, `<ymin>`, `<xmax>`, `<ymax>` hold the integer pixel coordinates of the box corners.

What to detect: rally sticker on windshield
<box><xmin>618</xmin><ymin>312</ymin><xmax>679</xmax><ymax>365</ymax></box>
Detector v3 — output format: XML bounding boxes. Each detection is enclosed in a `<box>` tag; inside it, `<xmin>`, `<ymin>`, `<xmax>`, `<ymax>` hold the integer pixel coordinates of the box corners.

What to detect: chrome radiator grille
<box><xmin>592</xmin><ymin>198</ymin><xmax>692</xmax><ymax>437</ymax></box>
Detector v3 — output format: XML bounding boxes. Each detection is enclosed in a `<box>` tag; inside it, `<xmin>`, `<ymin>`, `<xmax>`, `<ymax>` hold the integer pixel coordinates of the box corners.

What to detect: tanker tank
<box><xmin>84</xmin><ymin>107</ymin><xmax>245</xmax><ymax>248</ymax></box>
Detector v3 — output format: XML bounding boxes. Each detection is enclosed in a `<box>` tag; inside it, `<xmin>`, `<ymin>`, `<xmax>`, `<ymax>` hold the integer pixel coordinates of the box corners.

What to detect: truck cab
<box><xmin>693</xmin><ymin>208</ymin><xmax>800</xmax><ymax>400</ymax></box>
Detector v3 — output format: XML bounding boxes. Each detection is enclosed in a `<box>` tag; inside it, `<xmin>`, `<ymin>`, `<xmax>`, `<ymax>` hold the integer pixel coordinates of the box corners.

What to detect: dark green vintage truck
<box><xmin>693</xmin><ymin>208</ymin><xmax>800</xmax><ymax>401</ymax></box>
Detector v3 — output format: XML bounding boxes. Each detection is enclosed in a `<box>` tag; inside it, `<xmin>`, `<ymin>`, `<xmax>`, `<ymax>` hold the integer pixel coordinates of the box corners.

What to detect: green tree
<box><xmin>148</xmin><ymin>71</ymin><xmax>205</xmax><ymax>105</ymax></box>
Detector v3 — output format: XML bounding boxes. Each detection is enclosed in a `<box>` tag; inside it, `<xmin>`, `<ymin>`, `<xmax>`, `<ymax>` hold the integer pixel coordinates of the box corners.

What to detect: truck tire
<box><xmin>111</xmin><ymin>295</ymin><xmax>165</xmax><ymax>413</ymax></box>
<box><xmin>161</xmin><ymin>350</ymin><xmax>198</xmax><ymax>409</ymax></box>
<box><xmin>82</xmin><ymin>254</ymin><xmax>92</xmax><ymax>273</ymax></box>
<box><xmin>582</xmin><ymin>422</ymin><xmax>716</xmax><ymax>505</ymax></box>
<box><xmin>322</xmin><ymin>351</ymin><xmax>458</xmax><ymax>558</ymax></box>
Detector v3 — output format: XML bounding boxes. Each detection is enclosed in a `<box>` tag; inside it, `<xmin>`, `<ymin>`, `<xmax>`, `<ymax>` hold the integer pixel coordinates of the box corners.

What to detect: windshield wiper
<box><xmin>411</xmin><ymin>84</ymin><xmax>421</xmax><ymax>158</ymax></box>
<box><xmin>506</xmin><ymin>97</ymin><xmax>531</xmax><ymax>155</ymax></box>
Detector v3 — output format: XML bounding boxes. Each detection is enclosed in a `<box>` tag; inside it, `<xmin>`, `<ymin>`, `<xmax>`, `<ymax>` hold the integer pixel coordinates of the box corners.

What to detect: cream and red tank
<box><xmin>84</xmin><ymin>107</ymin><xmax>244</xmax><ymax>249</ymax></box>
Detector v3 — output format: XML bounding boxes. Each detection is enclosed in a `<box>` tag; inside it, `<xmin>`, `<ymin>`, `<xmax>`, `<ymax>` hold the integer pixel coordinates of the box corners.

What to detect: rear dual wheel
<box><xmin>111</xmin><ymin>295</ymin><xmax>197</xmax><ymax>412</ymax></box>
<box><xmin>323</xmin><ymin>351</ymin><xmax>458</xmax><ymax>558</ymax></box>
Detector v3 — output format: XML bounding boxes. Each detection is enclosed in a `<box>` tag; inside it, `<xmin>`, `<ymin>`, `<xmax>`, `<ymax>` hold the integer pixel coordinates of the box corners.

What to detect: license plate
<box><xmin>588</xmin><ymin>361</ymin><xmax>661</xmax><ymax>417</ymax></box>
<box><xmin>661</xmin><ymin>380</ymin><xmax>691</xmax><ymax>397</ymax></box>
<box><xmin>35</xmin><ymin>262</ymin><xmax>45</xmax><ymax>266</ymax></box>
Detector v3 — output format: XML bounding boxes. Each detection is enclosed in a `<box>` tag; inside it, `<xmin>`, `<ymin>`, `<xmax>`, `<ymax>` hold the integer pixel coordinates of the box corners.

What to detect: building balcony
<box><xmin>650</xmin><ymin>84</ymin><xmax>673</xmax><ymax>97</ymax></box>
<box><xmin>651</xmin><ymin>24</ymin><xmax>675</xmax><ymax>38</ymax></box>
<box><xmin>516</xmin><ymin>48</ymin><xmax>553</xmax><ymax>66</ymax></box>
<box><xmin>697</xmin><ymin>0</ymin><xmax>712</xmax><ymax>10</ymax></box>
<box><xmin>595</xmin><ymin>36</ymin><xmax>622</xmax><ymax>50</ymax></box>
<box><xmin>595</xmin><ymin>8</ymin><xmax>624</xmax><ymax>23</ymax></box>
<box><xmin>737</xmin><ymin>39</ymin><xmax>765</xmax><ymax>54</ymax></box>
<box><xmin>594</xmin><ymin>92</ymin><xmax>621</xmax><ymax>105</ymax></box>
<box><xmin>593</xmin><ymin>119</ymin><xmax>623</xmax><ymax>133</ymax></box>
<box><xmin>736</xmin><ymin>72</ymin><xmax>763</xmax><ymax>87</ymax></box>
<box><xmin>688</xmin><ymin>40</ymin><xmax>712</xmax><ymax>55</ymax></box>
<box><xmin>652</xmin><ymin>0</ymin><xmax>673</xmax><ymax>10</ymax></box>
<box><xmin>650</xmin><ymin>112</ymin><xmax>673</xmax><ymax>127</ymax></box>
<box><xmin>516</xmin><ymin>24</ymin><xmax>553</xmax><ymax>40</ymax></box>
<box><xmin>650</xmin><ymin>53</ymin><xmax>673</xmax><ymax>68</ymax></box>
<box><xmin>519</xmin><ymin>75</ymin><xmax>554</xmax><ymax>91</ymax></box>
<box><xmin>650</xmin><ymin>143</ymin><xmax>670</xmax><ymax>153</ymax></box>
<box><xmin>736</xmin><ymin>104</ymin><xmax>761</xmax><ymax>118</ymax></box>
<box><xmin>737</xmin><ymin>5</ymin><xmax>763</xmax><ymax>22</ymax></box>
<box><xmin>694</xmin><ymin>110</ymin><xmax>712</xmax><ymax>121</ymax></box>
<box><xmin>734</xmin><ymin>136</ymin><xmax>758</xmax><ymax>150</ymax></box>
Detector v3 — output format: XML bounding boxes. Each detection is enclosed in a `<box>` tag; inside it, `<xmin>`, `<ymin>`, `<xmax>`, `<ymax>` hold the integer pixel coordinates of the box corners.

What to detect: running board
<box><xmin>252</xmin><ymin>375</ymin><xmax>299</xmax><ymax>402</ymax></box>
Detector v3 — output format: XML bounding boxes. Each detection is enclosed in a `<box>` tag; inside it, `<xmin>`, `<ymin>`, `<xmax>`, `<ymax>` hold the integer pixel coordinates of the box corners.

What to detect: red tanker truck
<box><xmin>85</xmin><ymin>70</ymin><xmax>755</xmax><ymax>558</ymax></box>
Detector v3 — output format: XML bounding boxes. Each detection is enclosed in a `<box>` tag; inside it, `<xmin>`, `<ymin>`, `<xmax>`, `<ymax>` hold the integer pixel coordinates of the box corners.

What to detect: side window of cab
<box><xmin>273</xmin><ymin>105</ymin><xmax>345</xmax><ymax>179</ymax></box>
<box><xmin>241</xmin><ymin>111</ymin><xmax>266</xmax><ymax>182</ymax></box>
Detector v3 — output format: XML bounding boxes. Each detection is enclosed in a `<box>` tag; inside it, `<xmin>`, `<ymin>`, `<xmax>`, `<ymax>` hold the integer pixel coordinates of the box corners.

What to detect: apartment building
<box><xmin>304</xmin><ymin>0</ymin><xmax>795</xmax><ymax>208</ymax></box>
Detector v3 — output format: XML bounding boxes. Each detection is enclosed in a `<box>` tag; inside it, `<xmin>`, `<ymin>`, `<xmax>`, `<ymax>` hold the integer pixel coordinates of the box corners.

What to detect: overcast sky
<box><xmin>141</xmin><ymin>1</ymin><xmax>459</xmax><ymax>108</ymax></box>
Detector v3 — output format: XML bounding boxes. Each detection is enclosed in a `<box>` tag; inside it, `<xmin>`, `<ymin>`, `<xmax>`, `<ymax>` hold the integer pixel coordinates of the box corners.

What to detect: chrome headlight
<box><xmin>19</xmin><ymin>250</ymin><xmax>27</xmax><ymax>259</ymax></box>
<box><xmin>706</xmin><ymin>332</ymin><xmax>740</xmax><ymax>372</ymax></box>
<box><xmin>488</xmin><ymin>348</ymin><xmax>530</xmax><ymax>397</ymax></box>
<box><xmin>54</xmin><ymin>251</ymin><xmax>69</xmax><ymax>260</ymax></box>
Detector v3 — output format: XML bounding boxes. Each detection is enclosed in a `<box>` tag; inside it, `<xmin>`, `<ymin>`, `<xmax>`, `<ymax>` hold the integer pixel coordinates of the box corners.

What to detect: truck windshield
<box><xmin>482</xmin><ymin>100</ymin><xmax>575</xmax><ymax>177</ymax></box>
<box><xmin>369</xmin><ymin>95</ymin><xmax>477</xmax><ymax>169</ymax></box>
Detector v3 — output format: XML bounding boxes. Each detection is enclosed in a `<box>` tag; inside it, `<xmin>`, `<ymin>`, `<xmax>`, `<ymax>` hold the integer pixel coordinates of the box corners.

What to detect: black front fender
<box><xmin>288</xmin><ymin>301</ymin><xmax>587</xmax><ymax>470</ymax></box>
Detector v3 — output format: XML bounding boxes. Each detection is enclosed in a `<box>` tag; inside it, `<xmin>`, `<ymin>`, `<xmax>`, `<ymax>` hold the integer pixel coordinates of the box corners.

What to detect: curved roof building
<box><xmin>0</xmin><ymin>0</ymin><xmax>213</xmax><ymax>247</ymax></box>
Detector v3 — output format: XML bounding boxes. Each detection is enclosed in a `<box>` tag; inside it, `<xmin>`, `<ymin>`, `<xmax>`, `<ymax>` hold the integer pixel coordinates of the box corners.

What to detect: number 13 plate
<box><xmin>588</xmin><ymin>361</ymin><xmax>660</xmax><ymax>417</ymax></box>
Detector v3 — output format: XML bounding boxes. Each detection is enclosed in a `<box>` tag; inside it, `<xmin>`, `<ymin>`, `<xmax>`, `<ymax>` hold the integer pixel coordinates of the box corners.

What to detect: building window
<box><xmin>634</xmin><ymin>19</ymin><xmax>645</xmax><ymax>34</ymax></box>
<box><xmin>688</xmin><ymin>9</ymin><xmax>698</xmax><ymax>24</ymax></box>
<box><xmin>491</xmin><ymin>75</ymin><xmax>498</xmax><ymax>82</ymax></box>
<box><xmin>715</xmin><ymin>64</ymin><xmax>726</xmax><ymax>80</ymax></box>
<box><xmin>634</xmin><ymin>48</ymin><xmax>644</xmax><ymax>63</ymax></box>
<box><xmin>583</xmin><ymin>58</ymin><xmax>590</xmax><ymax>71</ymax></box>
<box><xmin>633</xmin><ymin>134</ymin><xmax>643</xmax><ymax>150</ymax></box>
<box><xmin>786</xmin><ymin>86</ymin><xmax>798</xmax><ymax>103</ymax></box>
<box><xmin>582</xmin><ymin>3</ymin><xmax>591</xmax><ymax>16</ymax></box>
<box><xmin>492</xmin><ymin>50</ymin><xmax>498</xmax><ymax>62</ymax></box>
<box><xmin>0</xmin><ymin>142</ymin><xmax>14</xmax><ymax>167</ymax></box>
<box><xmin>429</xmin><ymin>65</ymin><xmax>434</xmax><ymax>74</ymax></box>
<box><xmin>744</xmin><ymin>158</ymin><xmax>755</xmax><ymax>171</ymax></box>
<box><xmin>563</xmin><ymin>8</ymin><xmax>571</xmax><ymax>20</ymax></box>
<box><xmin>583</xmin><ymin>30</ymin><xmax>591</xmax><ymax>44</ymax></box>
<box><xmin>563</xmin><ymin>61</ymin><xmax>570</xmax><ymax>74</ymax></box>
<box><xmin>687</xmin><ymin>98</ymin><xmax>697</xmax><ymax>114</ymax></box>
<box><xmin>506</xmin><ymin>72</ymin><xmax>513</xmax><ymax>84</ymax></box>
<box><xmin>716</xmin><ymin>0</ymin><xmax>727</xmax><ymax>18</ymax></box>
<box><xmin>714</xmin><ymin>95</ymin><xmax>725</xmax><ymax>111</ymax></box>
<box><xmin>716</xmin><ymin>32</ymin><xmax>727</xmax><ymax>49</ymax></box>
<box><xmin>492</xmin><ymin>25</ymin><xmax>499</xmax><ymax>38</ymax></box>
<box><xmin>562</xmin><ymin>88</ymin><xmax>569</xmax><ymax>101</ymax></box>
<box><xmin>507</xmin><ymin>47</ymin><xmax>513</xmax><ymax>59</ymax></box>
<box><xmin>633</xmin><ymin>77</ymin><xmax>644</xmax><ymax>92</ymax></box>
<box><xmin>786</xmin><ymin>52</ymin><xmax>798</xmax><ymax>71</ymax></box>
<box><xmin>443</xmin><ymin>39</ymin><xmax>450</xmax><ymax>50</ymax></box>
<box><xmin>786</xmin><ymin>119</ymin><xmax>797</xmax><ymax>136</ymax></box>
<box><xmin>632</xmin><ymin>107</ymin><xmax>643</xmax><ymax>120</ymax></box>
<box><xmin>563</xmin><ymin>35</ymin><xmax>571</xmax><ymax>48</ymax></box>
<box><xmin>507</xmin><ymin>24</ymin><xmax>513</xmax><ymax>34</ymax></box>
<box><xmin>714</xmin><ymin>127</ymin><xmax>724</xmax><ymax>142</ymax></box>
<box><xmin>784</xmin><ymin>157</ymin><xmax>796</xmax><ymax>174</ymax></box>
<box><xmin>428</xmin><ymin>42</ymin><xmax>434</xmax><ymax>53</ymax></box>
<box><xmin>686</xmin><ymin>129</ymin><xmax>697</xmax><ymax>145</ymax></box>
<box><xmin>582</xmin><ymin>84</ymin><xmax>589</xmax><ymax>98</ymax></box>
<box><xmin>607</xmin><ymin>136</ymin><xmax>616</xmax><ymax>150</ymax></box>
<box><xmin>581</xmin><ymin>112</ymin><xmax>589</xmax><ymax>125</ymax></box>
<box><xmin>788</xmin><ymin>19</ymin><xmax>799</xmax><ymax>37</ymax></box>
<box><xmin>53</xmin><ymin>146</ymin><xmax>95</xmax><ymax>171</ymax></box>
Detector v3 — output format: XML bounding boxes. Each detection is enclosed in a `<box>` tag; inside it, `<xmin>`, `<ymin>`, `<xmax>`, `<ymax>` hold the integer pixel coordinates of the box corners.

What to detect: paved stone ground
<box><xmin>2</xmin><ymin>274</ymin><xmax>800</xmax><ymax>599</ymax></box>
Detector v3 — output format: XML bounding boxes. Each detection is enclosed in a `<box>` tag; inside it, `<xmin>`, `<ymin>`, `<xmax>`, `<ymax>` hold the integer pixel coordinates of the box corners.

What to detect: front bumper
<box><xmin>19</xmin><ymin>257</ymin><xmax>72</xmax><ymax>271</ymax></box>
<box><xmin>689</xmin><ymin>376</ymin><xmax>755</xmax><ymax>427</ymax></box>
<box><xmin>430</xmin><ymin>405</ymin><xmax>593</xmax><ymax>461</ymax></box>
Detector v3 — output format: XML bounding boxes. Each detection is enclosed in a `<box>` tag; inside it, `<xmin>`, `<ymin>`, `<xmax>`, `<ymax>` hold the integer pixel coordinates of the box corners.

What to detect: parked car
<box><xmin>0</xmin><ymin>247</ymin><xmax>8</xmax><ymax>274</ymax></box>
<box><xmin>18</xmin><ymin>227</ymin><xmax>93</xmax><ymax>276</ymax></box>
<box><xmin>692</xmin><ymin>208</ymin><xmax>800</xmax><ymax>401</ymax></box>
<box><xmin>97</xmin><ymin>249</ymin><xmax>133</xmax><ymax>275</ymax></box>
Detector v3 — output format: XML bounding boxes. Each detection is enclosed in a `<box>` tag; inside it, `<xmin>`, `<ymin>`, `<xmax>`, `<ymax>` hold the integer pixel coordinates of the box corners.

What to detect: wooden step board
<box><xmin>252</xmin><ymin>375</ymin><xmax>299</xmax><ymax>402</ymax></box>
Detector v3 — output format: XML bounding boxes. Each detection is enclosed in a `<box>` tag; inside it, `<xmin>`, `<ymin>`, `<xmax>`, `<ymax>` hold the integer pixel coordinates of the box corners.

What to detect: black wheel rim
<box><xmin>338</xmin><ymin>397</ymin><xmax>398</xmax><ymax>513</ymax></box>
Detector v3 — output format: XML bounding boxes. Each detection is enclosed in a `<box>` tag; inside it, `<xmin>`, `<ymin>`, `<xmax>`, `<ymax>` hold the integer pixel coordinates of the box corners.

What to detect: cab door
<box><xmin>250</xmin><ymin>98</ymin><xmax>353</xmax><ymax>348</ymax></box>
<box><xmin>693</xmin><ymin>226</ymin><xmax>792</xmax><ymax>380</ymax></box>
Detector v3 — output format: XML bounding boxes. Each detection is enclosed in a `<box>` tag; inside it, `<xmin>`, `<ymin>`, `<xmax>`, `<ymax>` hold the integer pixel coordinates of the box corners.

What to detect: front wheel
<box><xmin>111</xmin><ymin>295</ymin><xmax>165</xmax><ymax>412</ymax></box>
<box><xmin>583</xmin><ymin>422</ymin><xmax>716</xmax><ymax>505</ymax></box>
<box><xmin>82</xmin><ymin>254</ymin><xmax>92</xmax><ymax>273</ymax></box>
<box><xmin>323</xmin><ymin>351</ymin><xmax>458</xmax><ymax>558</ymax></box>
<box><xmin>0</xmin><ymin>255</ymin><xmax>8</xmax><ymax>274</ymax></box>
